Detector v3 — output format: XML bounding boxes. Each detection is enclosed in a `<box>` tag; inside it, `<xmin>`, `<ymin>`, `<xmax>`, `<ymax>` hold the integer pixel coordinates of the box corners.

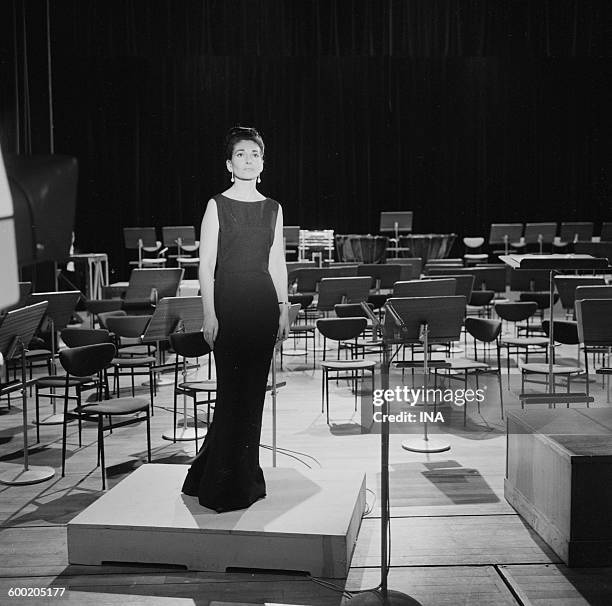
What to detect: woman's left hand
<box><xmin>277</xmin><ymin>308</ymin><xmax>291</xmax><ymax>342</ymax></box>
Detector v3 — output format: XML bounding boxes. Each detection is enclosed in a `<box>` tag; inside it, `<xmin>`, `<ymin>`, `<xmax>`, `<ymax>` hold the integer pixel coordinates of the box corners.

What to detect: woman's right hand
<box><xmin>202</xmin><ymin>316</ymin><xmax>219</xmax><ymax>349</ymax></box>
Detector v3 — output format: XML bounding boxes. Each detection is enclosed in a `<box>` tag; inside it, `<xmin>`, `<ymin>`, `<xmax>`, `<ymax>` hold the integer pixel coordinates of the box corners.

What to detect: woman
<box><xmin>181</xmin><ymin>126</ymin><xmax>290</xmax><ymax>512</ymax></box>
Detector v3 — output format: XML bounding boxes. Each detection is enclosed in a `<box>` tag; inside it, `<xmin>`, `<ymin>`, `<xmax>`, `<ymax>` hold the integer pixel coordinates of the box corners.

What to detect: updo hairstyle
<box><xmin>224</xmin><ymin>126</ymin><xmax>265</xmax><ymax>160</ymax></box>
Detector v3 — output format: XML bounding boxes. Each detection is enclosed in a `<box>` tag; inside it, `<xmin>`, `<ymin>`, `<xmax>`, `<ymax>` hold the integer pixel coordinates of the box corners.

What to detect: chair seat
<box><xmin>112</xmin><ymin>356</ymin><xmax>156</xmax><ymax>366</ymax></box>
<box><xmin>520</xmin><ymin>363</ymin><xmax>583</xmax><ymax>375</ymax></box>
<box><xmin>445</xmin><ymin>359</ymin><xmax>490</xmax><ymax>371</ymax></box>
<box><xmin>177</xmin><ymin>257</ymin><xmax>199</xmax><ymax>265</ymax></box>
<box><xmin>502</xmin><ymin>337</ymin><xmax>549</xmax><ymax>346</ymax></box>
<box><xmin>36</xmin><ymin>375</ymin><xmax>93</xmax><ymax>387</ymax></box>
<box><xmin>321</xmin><ymin>359</ymin><xmax>376</xmax><ymax>370</ymax></box>
<box><xmin>291</xmin><ymin>324</ymin><xmax>316</xmax><ymax>332</ymax></box>
<box><xmin>464</xmin><ymin>253</ymin><xmax>488</xmax><ymax>260</ymax></box>
<box><xmin>118</xmin><ymin>345</ymin><xmax>156</xmax><ymax>356</ymax></box>
<box><xmin>141</xmin><ymin>258</ymin><xmax>166</xmax><ymax>265</ymax></box>
<box><xmin>24</xmin><ymin>349</ymin><xmax>52</xmax><ymax>359</ymax></box>
<box><xmin>178</xmin><ymin>380</ymin><xmax>217</xmax><ymax>392</ymax></box>
<box><xmin>76</xmin><ymin>397</ymin><xmax>149</xmax><ymax>415</ymax></box>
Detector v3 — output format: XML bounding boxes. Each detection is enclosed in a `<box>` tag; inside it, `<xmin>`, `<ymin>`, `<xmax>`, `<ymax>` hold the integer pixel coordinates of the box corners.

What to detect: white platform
<box><xmin>67</xmin><ymin>464</ymin><xmax>366</xmax><ymax>578</ymax></box>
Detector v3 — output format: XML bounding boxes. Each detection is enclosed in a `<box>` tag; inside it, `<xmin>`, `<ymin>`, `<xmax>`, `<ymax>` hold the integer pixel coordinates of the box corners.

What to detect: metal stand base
<box><xmin>142</xmin><ymin>375</ymin><xmax>174</xmax><ymax>387</ymax></box>
<box><xmin>0</xmin><ymin>464</ymin><xmax>55</xmax><ymax>485</ymax></box>
<box><xmin>349</xmin><ymin>589</ymin><xmax>423</xmax><ymax>605</ymax></box>
<box><xmin>401</xmin><ymin>437</ymin><xmax>450</xmax><ymax>453</ymax></box>
<box><xmin>33</xmin><ymin>413</ymin><xmax>64</xmax><ymax>426</ymax></box>
<box><xmin>161</xmin><ymin>427</ymin><xmax>204</xmax><ymax>442</ymax></box>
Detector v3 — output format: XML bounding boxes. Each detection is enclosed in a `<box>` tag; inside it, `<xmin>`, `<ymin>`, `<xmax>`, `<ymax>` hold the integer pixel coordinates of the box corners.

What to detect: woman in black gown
<box><xmin>182</xmin><ymin>127</ymin><xmax>290</xmax><ymax>512</ymax></box>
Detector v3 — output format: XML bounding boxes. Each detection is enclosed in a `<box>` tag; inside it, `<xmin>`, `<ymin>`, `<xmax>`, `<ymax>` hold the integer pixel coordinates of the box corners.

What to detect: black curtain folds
<box><xmin>1</xmin><ymin>0</ymin><xmax>611</xmax><ymax>276</ymax></box>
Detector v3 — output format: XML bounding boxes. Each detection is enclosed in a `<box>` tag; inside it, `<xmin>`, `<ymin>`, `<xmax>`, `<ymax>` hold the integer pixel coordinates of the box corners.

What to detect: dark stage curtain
<box><xmin>1</xmin><ymin>1</ymin><xmax>611</xmax><ymax>277</ymax></box>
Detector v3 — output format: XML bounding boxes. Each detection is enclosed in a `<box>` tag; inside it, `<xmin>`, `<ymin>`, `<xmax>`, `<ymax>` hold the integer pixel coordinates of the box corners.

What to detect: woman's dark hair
<box><xmin>224</xmin><ymin>126</ymin><xmax>265</xmax><ymax>160</ymax></box>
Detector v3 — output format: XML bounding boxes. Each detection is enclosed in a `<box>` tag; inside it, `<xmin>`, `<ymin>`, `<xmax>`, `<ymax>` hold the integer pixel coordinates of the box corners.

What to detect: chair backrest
<box><xmin>392</xmin><ymin>278</ymin><xmax>456</xmax><ymax>297</ymax></box>
<box><xmin>316</xmin><ymin>317</ymin><xmax>367</xmax><ymax>341</ymax></box>
<box><xmin>541</xmin><ymin>320</ymin><xmax>579</xmax><ymax>345</ymax></box>
<box><xmin>576</xmin><ymin>299</ymin><xmax>612</xmax><ymax>345</ymax></box>
<box><xmin>59</xmin><ymin>343</ymin><xmax>116</xmax><ymax>377</ymax></box>
<box><xmin>105</xmin><ymin>315</ymin><xmax>152</xmax><ymax>339</ymax></box>
<box><xmin>574</xmin><ymin>285</ymin><xmax>612</xmax><ymax>301</ymax></box>
<box><xmin>464</xmin><ymin>317</ymin><xmax>501</xmax><ymax>343</ymax></box>
<box><xmin>289</xmin><ymin>294</ymin><xmax>314</xmax><ymax>310</ymax></box>
<box><xmin>423</xmin><ymin>274</ymin><xmax>474</xmax><ymax>300</ymax></box>
<box><xmin>97</xmin><ymin>309</ymin><xmax>127</xmax><ymax>329</ymax></box>
<box><xmin>559</xmin><ymin>222</ymin><xmax>594</xmax><ymax>243</ymax></box>
<box><xmin>125</xmin><ymin>268</ymin><xmax>184</xmax><ymax>300</ymax></box>
<box><xmin>317</xmin><ymin>277</ymin><xmax>371</xmax><ymax>310</ymax></box>
<box><xmin>554</xmin><ymin>276</ymin><xmax>606</xmax><ymax>309</ymax></box>
<box><xmin>169</xmin><ymin>331</ymin><xmax>211</xmax><ymax>358</ymax></box>
<box><xmin>357</xmin><ymin>264</ymin><xmax>402</xmax><ymax>289</ymax></box>
<box><xmin>61</xmin><ymin>328</ymin><xmax>112</xmax><ymax>347</ymax></box>
<box><xmin>494</xmin><ymin>301</ymin><xmax>538</xmax><ymax>322</ymax></box>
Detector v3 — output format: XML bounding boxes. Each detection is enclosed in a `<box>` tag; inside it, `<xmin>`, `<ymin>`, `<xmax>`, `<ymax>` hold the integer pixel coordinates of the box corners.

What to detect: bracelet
<box><xmin>278</xmin><ymin>301</ymin><xmax>290</xmax><ymax>305</ymax></box>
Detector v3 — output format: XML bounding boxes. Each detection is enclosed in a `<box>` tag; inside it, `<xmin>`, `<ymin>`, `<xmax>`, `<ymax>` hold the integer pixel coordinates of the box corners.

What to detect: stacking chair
<box><xmin>105</xmin><ymin>315</ymin><xmax>156</xmax><ymax>410</ymax></box>
<box><xmin>576</xmin><ymin>298</ymin><xmax>612</xmax><ymax>397</ymax></box>
<box><xmin>463</xmin><ymin>237</ymin><xmax>488</xmax><ymax>265</ymax></box>
<box><xmin>494</xmin><ymin>301</ymin><xmax>549</xmax><ymax>388</ymax></box>
<box><xmin>33</xmin><ymin>327</ymin><xmax>111</xmax><ymax>443</ymax></box>
<box><xmin>519</xmin><ymin>320</ymin><xmax>583</xmax><ymax>404</ymax></box>
<box><xmin>517</xmin><ymin>291</ymin><xmax>559</xmax><ymax>336</ymax></box>
<box><xmin>284</xmin><ymin>294</ymin><xmax>316</xmax><ymax>362</ymax></box>
<box><xmin>168</xmin><ymin>331</ymin><xmax>216</xmax><ymax>446</ymax></box>
<box><xmin>466</xmin><ymin>290</ymin><xmax>495</xmax><ymax>318</ymax></box>
<box><xmin>435</xmin><ymin>317</ymin><xmax>504</xmax><ymax>423</ymax></box>
<box><xmin>59</xmin><ymin>342</ymin><xmax>151</xmax><ymax>489</ymax></box>
<box><xmin>316</xmin><ymin>318</ymin><xmax>376</xmax><ymax>424</ymax></box>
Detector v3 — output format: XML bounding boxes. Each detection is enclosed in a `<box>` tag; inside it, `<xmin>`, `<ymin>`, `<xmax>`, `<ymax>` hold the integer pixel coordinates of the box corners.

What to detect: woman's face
<box><xmin>227</xmin><ymin>139</ymin><xmax>263</xmax><ymax>182</ymax></box>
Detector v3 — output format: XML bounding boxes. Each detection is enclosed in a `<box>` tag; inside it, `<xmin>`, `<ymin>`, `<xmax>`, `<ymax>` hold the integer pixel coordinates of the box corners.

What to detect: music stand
<box><xmin>380</xmin><ymin>211</ymin><xmax>413</xmax><ymax>243</ymax></box>
<box><xmin>500</xmin><ymin>254</ymin><xmax>609</xmax><ymax>406</ymax></box>
<box><xmin>558</xmin><ymin>222</ymin><xmax>594</xmax><ymax>244</ymax></box>
<box><xmin>384</xmin><ymin>296</ymin><xmax>466</xmax><ymax>454</ymax></box>
<box><xmin>523</xmin><ymin>222</ymin><xmax>557</xmax><ymax>253</ymax></box>
<box><xmin>26</xmin><ymin>291</ymin><xmax>81</xmax><ymax>424</ymax></box>
<box><xmin>0</xmin><ymin>302</ymin><xmax>55</xmax><ymax>485</ymax></box>
<box><xmin>142</xmin><ymin>297</ymin><xmax>204</xmax><ymax>442</ymax></box>
<box><xmin>488</xmin><ymin>223</ymin><xmax>524</xmax><ymax>255</ymax></box>
<box><xmin>349</xmin><ymin>301</ymin><xmax>424</xmax><ymax>605</ymax></box>
<box><xmin>123</xmin><ymin>227</ymin><xmax>158</xmax><ymax>269</ymax></box>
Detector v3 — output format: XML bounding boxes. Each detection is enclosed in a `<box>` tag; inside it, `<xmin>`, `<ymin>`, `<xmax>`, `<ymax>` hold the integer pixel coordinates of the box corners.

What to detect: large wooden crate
<box><xmin>505</xmin><ymin>409</ymin><xmax>612</xmax><ymax>566</ymax></box>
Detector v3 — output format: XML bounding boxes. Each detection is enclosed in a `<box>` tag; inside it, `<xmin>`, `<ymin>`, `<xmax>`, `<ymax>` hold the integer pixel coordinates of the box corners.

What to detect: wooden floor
<box><xmin>1</xmin><ymin>309</ymin><xmax>612</xmax><ymax>605</ymax></box>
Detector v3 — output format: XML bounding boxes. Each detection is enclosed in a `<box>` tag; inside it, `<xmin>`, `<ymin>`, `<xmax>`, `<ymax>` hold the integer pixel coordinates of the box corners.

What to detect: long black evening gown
<box><xmin>182</xmin><ymin>194</ymin><xmax>280</xmax><ymax>512</ymax></box>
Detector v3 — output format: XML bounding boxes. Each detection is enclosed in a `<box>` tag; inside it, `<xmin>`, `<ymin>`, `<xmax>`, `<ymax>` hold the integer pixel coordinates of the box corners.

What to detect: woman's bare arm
<box><xmin>268</xmin><ymin>205</ymin><xmax>290</xmax><ymax>340</ymax></box>
<box><xmin>199</xmin><ymin>198</ymin><xmax>219</xmax><ymax>347</ymax></box>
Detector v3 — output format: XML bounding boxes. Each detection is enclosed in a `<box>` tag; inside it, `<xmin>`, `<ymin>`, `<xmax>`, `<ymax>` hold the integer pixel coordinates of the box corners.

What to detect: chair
<box><xmin>435</xmin><ymin>317</ymin><xmax>504</xmax><ymax>423</ymax></box>
<box><xmin>494</xmin><ymin>301</ymin><xmax>549</xmax><ymax>388</ymax></box>
<box><xmin>463</xmin><ymin>237</ymin><xmax>488</xmax><ymax>265</ymax></box>
<box><xmin>517</xmin><ymin>291</ymin><xmax>560</xmax><ymax>335</ymax></box>
<box><xmin>33</xmin><ymin>327</ymin><xmax>111</xmax><ymax>443</ymax></box>
<box><xmin>168</xmin><ymin>331</ymin><xmax>216</xmax><ymax>447</ymax></box>
<box><xmin>334</xmin><ymin>303</ymin><xmax>381</xmax><ymax>357</ymax></box>
<box><xmin>466</xmin><ymin>290</ymin><xmax>495</xmax><ymax>318</ymax></box>
<box><xmin>59</xmin><ymin>342</ymin><xmax>151</xmax><ymax>489</ymax></box>
<box><xmin>316</xmin><ymin>318</ymin><xmax>376</xmax><ymax>424</ymax></box>
<box><xmin>283</xmin><ymin>295</ymin><xmax>316</xmax><ymax>364</ymax></box>
<box><xmin>105</xmin><ymin>316</ymin><xmax>156</xmax><ymax>410</ymax></box>
<box><xmin>519</xmin><ymin>320</ymin><xmax>583</xmax><ymax>404</ymax></box>
<box><xmin>576</xmin><ymin>298</ymin><xmax>612</xmax><ymax>397</ymax></box>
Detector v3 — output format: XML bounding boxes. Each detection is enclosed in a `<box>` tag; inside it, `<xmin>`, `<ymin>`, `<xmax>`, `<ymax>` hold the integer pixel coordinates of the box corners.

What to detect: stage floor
<box><xmin>1</xmin><ymin>307</ymin><xmax>612</xmax><ymax>604</ymax></box>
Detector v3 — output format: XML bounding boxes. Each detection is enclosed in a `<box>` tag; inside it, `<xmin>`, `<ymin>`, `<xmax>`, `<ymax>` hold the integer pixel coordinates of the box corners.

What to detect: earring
<box><xmin>230</xmin><ymin>172</ymin><xmax>234</xmax><ymax>183</ymax></box>
<box><xmin>257</xmin><ymin>174</ymin><xmax>261</xmax><ymax>183</ymax></box>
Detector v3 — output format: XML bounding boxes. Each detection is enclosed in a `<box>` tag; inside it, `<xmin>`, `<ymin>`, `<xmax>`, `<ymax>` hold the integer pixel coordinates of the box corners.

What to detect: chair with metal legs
<box><xmin>316</xmin><ymin>318</ymin><xmax>376</xmax><ymax>425</ymax></box>
<box><xmin>59</xmin><ymin>343</ymin><xmax>151</xmax><ymax>489</ymax></box>
<box><xmin>168</xmin><ymin>331</ymin><xmax>216</xmax><ymax>448</ymax></box>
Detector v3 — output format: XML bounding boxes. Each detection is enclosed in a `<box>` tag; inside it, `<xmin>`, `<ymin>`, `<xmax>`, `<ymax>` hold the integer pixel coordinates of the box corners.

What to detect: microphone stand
<box><xmin>350</xmin><ymin>304</ymin><xmax>422</xmax><ymax>605</ymax></box>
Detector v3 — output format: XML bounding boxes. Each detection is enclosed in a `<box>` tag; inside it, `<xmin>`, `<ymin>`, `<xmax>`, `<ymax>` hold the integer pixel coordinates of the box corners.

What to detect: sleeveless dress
<box><xmin>181</xmin><ymin>194</ymin><xmax>280</xmax><ymax>512</ymax></box>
